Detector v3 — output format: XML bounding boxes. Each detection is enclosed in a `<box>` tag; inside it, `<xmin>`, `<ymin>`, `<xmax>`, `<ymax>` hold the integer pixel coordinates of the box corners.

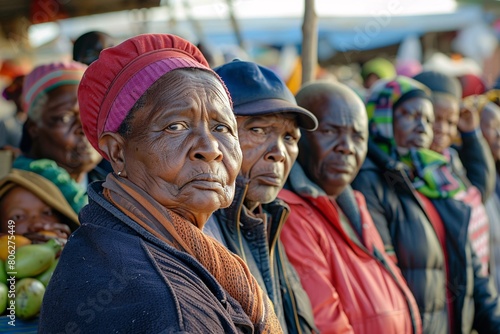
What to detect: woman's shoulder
<box><xmin>41</xmin><ymin>222</ymin><xmax>248</xmax><ymax>333</ymax></box>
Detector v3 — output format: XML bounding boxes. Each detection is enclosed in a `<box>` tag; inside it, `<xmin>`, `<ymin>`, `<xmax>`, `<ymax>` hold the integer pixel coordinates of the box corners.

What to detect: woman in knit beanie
<box><xmin>14</xmin><ymin>61</ymin><xmax>103</xmax><ymax>197</ymax></box>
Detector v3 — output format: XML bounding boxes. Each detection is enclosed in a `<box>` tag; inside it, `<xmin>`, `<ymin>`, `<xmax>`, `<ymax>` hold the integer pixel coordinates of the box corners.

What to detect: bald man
<box><xmin>278</xmin><ymin>82</ymin><xmax>421</xmax><ymax>334</ymax></box>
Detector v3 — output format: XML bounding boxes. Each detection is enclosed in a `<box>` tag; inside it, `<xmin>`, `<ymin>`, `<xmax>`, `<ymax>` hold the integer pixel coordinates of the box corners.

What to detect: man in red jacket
<box><xmin>278</xmin><ymin>81</ymin><xmax>422</xmax><ymax>334</ymax></box>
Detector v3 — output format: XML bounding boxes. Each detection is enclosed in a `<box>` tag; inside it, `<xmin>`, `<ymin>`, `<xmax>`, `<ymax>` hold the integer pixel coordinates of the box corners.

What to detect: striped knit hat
<box><xmin>22</xmin><ymin>61</ymin><xmax>87</xmax><ymax>118</ymax></box>
<box><xmin>366</xmin><ymin>76</ymin><xmax>431</xmax><ymax>152</ymax></box>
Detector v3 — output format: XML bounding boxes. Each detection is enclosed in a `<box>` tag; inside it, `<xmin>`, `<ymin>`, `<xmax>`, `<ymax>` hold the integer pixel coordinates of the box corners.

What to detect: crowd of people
<box><xmin>1</xmin><ymin>30</ymin><xmax>500</xmax><ymax>333</ymax></box>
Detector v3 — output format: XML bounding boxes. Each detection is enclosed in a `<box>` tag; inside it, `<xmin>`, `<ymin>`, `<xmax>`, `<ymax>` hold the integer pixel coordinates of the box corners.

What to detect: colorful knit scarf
<box><xmin>400</xmin><ymin>148</ymin><xmax>466</xmax><ymax>199</ymax></box>
<box><xmin>367</xmin><ymin>76</ymin><xmax>465</xmax><ymax>199</ymax></box>
<box><xmin>102</xmin><ymin>173</ymin><xmax>282</xmax><ymax>334</ymax></box>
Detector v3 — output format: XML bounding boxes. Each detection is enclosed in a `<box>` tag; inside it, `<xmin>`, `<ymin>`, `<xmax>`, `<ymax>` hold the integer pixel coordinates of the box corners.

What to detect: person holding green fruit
<box><xmin>0</xmin><ymin>169</ymin><xmax>77</xmax><ymax>330</ymax></box>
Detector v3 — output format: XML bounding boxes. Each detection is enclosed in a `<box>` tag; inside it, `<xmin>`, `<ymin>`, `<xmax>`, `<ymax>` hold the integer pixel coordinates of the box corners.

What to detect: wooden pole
<box><xmin>301</xmin><ymin>0</ymin><xmax>317</xmax><ymax>85</ymax></box>
<box><xmin>226</xmin><ymin>0</ymin><xmax>245</xmax><ymax>50</ymax></box>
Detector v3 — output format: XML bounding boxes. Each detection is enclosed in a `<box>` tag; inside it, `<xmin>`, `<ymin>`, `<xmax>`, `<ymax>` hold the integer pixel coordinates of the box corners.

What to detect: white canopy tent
<box><xmin>27</xmin><ymin>0</ymin><xmax>489</xmax><ymax>60</ymax></box>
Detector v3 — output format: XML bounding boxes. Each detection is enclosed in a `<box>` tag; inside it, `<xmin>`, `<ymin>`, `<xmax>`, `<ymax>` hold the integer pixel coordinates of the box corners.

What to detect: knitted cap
<box><xmin>413</xmin><ymin>70</ymin><xmax>462</xmax><ymax>100</ymax></box>
<box><xmin>0</xmin><ymin>169</ymin><xmax>80</xmax><ymax>231</ymax></box>
<box><xmin>22</xmin><ymin>61</ymin><xmax>87</xmax><ymax>118</ymax></box>
<box><xmin>78</xmin><ymin>33</ymin><xmax>227</xmax><ymax>160</ymax></box>
<box><xmin>361</xmin><ymin>57</ymin><xmax>396</xmax><ymax>81</ymax></box>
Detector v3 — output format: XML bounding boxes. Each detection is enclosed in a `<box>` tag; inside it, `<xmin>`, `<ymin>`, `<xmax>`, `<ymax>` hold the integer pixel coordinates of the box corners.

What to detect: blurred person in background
<box><xmin>470</xmin><ymin>95</ymin><xmax>500</xmax><ymax>293</ymax></box>
<box><xmin>486</xmin><ymin>76</ymin><xmax>500</xmax><ymax>107</ymax></box>
<box><xmin>360</xmin><ymin>57</ymin><xmax>396</xmax><ymax>90</ymax></box>
<box><xmin>0</xmin><ymin>169</ymin><xmax>80</xmax><ymax>242</ymax></box>
<box><xmin>73</xmin><ymin>30</ymin><xmax>115</xmax><ymax>175</ymax></box>
<box><xmin>278</xmin><ymin>81</ymin><xmax>422</xmax><ymax>334</ymax></box>
<box><xmin>72</xmin><ymin>31</ymin><xmax>115</xmax><ymax>66</ymax></box>
<box><xmin>0</xmin><ymin>168</ymin><xmax>81</xmax><ymax>332</ymax></box>
<box><xmin>14</xmin><ymin>62</ymin><xmax>103</xmax><ymax>200</ymax></box>
<box><xmin>0</xmin><ymin>75</ymin><xmax>26</xmax><ymax>156</ymax></box>
<box><xmin>352</xmin><ymin>76</ymin><xmax>500</xmax><ymax>334</ymax></box>
<box><xmin>414</xmin><ymin>70</ymin><xmax>494</xmax><ymax>276</ymax></box>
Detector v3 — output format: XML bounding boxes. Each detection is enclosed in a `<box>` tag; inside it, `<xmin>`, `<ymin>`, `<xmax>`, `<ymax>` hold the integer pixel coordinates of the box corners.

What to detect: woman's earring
<box><xmin>117</xmin><ymin>171</ymin><xmax>122</xmax><ymax>176</ymax></box>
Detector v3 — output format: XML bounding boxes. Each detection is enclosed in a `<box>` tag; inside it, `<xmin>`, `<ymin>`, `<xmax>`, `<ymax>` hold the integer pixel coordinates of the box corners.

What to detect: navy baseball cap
<box><xmin>214</xmin><ymin>60</ymin><xmax>318</xmax><ymax>131</ymax></box>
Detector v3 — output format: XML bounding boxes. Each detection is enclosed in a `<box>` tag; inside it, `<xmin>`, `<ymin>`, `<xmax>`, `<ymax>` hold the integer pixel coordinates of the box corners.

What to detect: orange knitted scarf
<box><xmin>102</xmin><ymin>173</ymin><xmax>282</xmax><ymax>333</ymax></box>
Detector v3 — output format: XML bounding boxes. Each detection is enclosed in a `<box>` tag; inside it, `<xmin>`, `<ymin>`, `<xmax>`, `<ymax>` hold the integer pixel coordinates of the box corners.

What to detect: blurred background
<box><xmin>0</xmin><ymin>0</ymin><xmax>499</xmax><ymax>116</ymax></box>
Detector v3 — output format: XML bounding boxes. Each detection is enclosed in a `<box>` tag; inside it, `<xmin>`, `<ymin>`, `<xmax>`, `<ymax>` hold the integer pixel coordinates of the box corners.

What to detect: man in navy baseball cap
<box><xmin>215</xmin><ymin>59</ymin><xmax>318</xmax><ymax>130</ymax></box>
<box><xmin>204</xmin><ymin>59</ymin><xmax>318</xmax><ymax>333</ymax></box>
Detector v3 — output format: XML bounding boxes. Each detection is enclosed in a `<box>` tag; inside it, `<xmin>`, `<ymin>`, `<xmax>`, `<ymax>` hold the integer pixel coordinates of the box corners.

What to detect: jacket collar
<box><xmin>219</xmin><ymin>176</ymin><xmax>289</xmax><ymax>240</ymax></box>
<box><xmin>285</xmin><ymin>163</ymin><xmax>326</xmax><ymax>198</ymax></box>
<box><xmin>286</xmin><ymin>163</ymin><xmax>363</xmax><ymax>238</ymax></box>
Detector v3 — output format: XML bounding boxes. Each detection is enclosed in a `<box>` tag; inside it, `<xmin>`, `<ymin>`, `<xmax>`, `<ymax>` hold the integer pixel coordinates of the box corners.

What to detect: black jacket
<box><xmin>352</xmin><ymin>144</ymin><xmax>500</xmax><ymax>334</ymax></box>
<box><xmin>205</xmin><ymin>177</ymin><xmax>317</xmax><ymax>334</ymax></box>
<box><xmin>451</xmin><ymin>129</ymin><xmax>496</xmax><ymax>203</ymax></box>
<box><xmin>40</xmin><ymin>182</ymin><xmax>253</xmax><ymax>333</ymax></box>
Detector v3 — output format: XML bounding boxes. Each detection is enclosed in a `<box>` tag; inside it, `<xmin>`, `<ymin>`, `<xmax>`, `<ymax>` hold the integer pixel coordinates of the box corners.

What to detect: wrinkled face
<box><xmin>300</xmin><ymin>96</ymin><xmax>368</xmax><ymax>197</ymax></box>
<box><xmin>0</xmin><ymin>186</ymin><xmax>70</xmax><ymax>239</ymax></box>
<box><xmin>480</xmin><ymin>103</ymin><xmax>500</xmax><ymax>161</ymax></box>
<box><xmin>393</xmin><ymin>97</ymin><xmax>434</xmax><ymax>150</ymax></box>
<box><xmin>30</xmin><ymin>85</ymin><xmax>101</xmax><ymax>177</ymax></box>
<box><xmin>121</xmin><ymin>70</ymin><xmax>242</xmax><ymax>221</ymax></box>
<box><xmin>430</xmin><ymin>94</ymin><xmax>459</xmax><ymax>153</ymax></box>
<box><xmin>237</xmin><ymin>114</ymin><xmax>300</xmax><ymax>209</ymax></box>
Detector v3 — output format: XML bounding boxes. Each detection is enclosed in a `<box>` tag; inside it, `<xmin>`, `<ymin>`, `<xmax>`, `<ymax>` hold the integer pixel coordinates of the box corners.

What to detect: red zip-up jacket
<box><xmin>279</xmin><ymin>182</ymin><xmax>421</xmax><ymax>334</ymax></box>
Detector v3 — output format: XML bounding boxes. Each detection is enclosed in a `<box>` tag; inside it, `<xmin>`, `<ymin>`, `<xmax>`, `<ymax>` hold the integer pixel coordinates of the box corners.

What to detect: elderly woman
<box><xmin>14</xmin><ymin>61</ymin><xmax>104</xmax><ymax>202</ymax></box>
<box><xmin>351</xmin><ymin>77</ymin><xmax>500</xmax><ymax>334</ymax></box>
<box><xmin>39</xmin><ymin>34</ymin><xmax>282</xmax><ymax>333</ymax></box>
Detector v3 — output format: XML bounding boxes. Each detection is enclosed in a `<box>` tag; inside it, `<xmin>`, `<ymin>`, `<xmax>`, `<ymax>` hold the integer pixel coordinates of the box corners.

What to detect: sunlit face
<box><xmin>119</xmin><ymin>70</ymin><xmax>242</xmax><ymax>225</ymax></box>
<box><xmin>430</xmin><ymin>94</ymin><xmax>460</xmax><ymax>153</ymax></box>
<box><xmin>30</xmin><ymin>85</ymin><xmax>101</xmax><ymax>178</ymax></box>
<box><xmin>393</xmin><ymin>97</ymin><xmax>434</xmax><ymax>150</ymax></box>
<box><xmin>299</xmin><ymin>93</ymin><xmax>368</xmax><ymax>197</ymax></box>
<box><xmin>237</xmin><ymin>114</ymin><xmax>300</xmax><ymax>210</ymax></box>
<box><xmin>0</xmin><ymin>186</ymin><xmax>70</xmax><ymax>239</ymax></box>
<box><xmin>480</xmin><ymin>103</ymin><xmax>500</xmax><ymax>162</ymax></box>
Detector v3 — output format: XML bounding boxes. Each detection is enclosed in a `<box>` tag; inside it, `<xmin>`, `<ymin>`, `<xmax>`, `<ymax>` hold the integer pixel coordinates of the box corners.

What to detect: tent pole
<box><xmin>301</xmin><ymin>0</ymin><xmax>317</xmax><ymax>85</ymax></box>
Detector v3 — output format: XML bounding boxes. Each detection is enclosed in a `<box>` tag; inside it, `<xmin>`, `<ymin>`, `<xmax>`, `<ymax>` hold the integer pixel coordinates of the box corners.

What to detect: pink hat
<box><xmin>22</xmin><ymin>61</ymin><xmax>87</xmax><ymax>118</ymax></box>
<box><xmin>78</xmin><ymin>33</ymin><xmax>229</xmax><ymax>160</ymax></box>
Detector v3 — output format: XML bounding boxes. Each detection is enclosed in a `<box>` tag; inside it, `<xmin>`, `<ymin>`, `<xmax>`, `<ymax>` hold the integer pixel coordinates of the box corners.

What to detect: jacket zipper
<box><xmin>269</xmin><ymin>208</ymin><xmax>287</xmax><ymax>279</ymax></box>
<box><xmin>278</xmin><ymin>242</ymin><xmax>303</xmax><ymax>334</ymax></box>
<box><xmin>235</xmin><ymin>185</ymin><xmax>249</xmax><ymax>264</ymax></box>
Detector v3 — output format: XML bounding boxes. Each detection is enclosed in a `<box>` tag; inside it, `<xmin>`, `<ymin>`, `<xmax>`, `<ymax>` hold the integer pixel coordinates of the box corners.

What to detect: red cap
<box><xmin>78</xmin><ymin>33</ymin><xmax>227</xmax><ymax>160</ymax></box>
